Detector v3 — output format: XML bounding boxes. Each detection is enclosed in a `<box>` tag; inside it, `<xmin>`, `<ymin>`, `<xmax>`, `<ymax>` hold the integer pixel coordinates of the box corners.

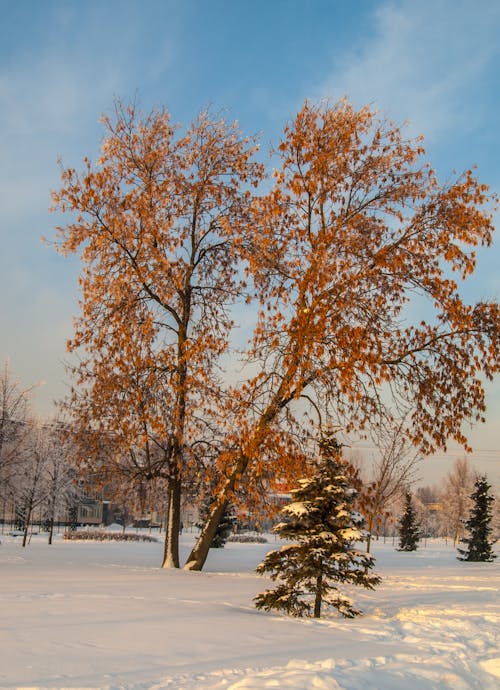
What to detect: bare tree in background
<box><xmin>415</xmin><ymin>485</ymin><xmax>442</xmax><ymax>540</ymax></box>
<box><xmin>43</xmin><ymin>421</ymin><xmax>80</xmax><ymax>545</ymax></box>
<box><xmin>440</xmin><ymin>457</ymin><xmax>474</xmax><ymax>545</ymax></box>
<box><xmin>358</xmin><ymin>422</ymin><xmax>421</xmax><ymax>553</ymax></box>
<box><xmin>13</xmin><ymin>422</ymin><xmax>50</xmax><ymax>547</ymax></box>
<box><xmin>0</xmin><ymin>361</ymin><xmax>36</xmax><ymax>532</ymax></box>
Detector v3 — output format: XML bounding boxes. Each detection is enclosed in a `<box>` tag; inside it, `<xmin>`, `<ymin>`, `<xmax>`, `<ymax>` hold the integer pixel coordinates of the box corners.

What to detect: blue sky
<box><xmin>1</xmin><ymin>0</ymin><xmax>499</xmax><ymax>483</ymax></box>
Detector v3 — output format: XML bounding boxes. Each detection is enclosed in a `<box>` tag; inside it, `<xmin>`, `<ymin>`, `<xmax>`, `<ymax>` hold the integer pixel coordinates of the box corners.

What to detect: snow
<box><xmin>106</xmin><ymin>523</ymin><xmax>127</xmax><ymax>532</ymax></box>
<box><xmin>0</xmin><ymin>532</ymin><xmax>498</xmax><ymax>689</ymax></box>
<box><xmin>283</xmin><ymin>501</ymin><xmax>310</xmax><ymax>517</ymax></box>
<box><xmin>338</xmin><ymin>528</ymin><xmax>362</xmax><ymax>540</ymax></box>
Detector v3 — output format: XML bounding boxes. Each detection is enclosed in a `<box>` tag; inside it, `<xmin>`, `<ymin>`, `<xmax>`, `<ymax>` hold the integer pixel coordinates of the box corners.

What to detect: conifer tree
<box><xmin>457</xmin><ymin>476</ymin><xmax>497</xmax><ymax>562</ymax></box>
<box><xmin>254</xmin><ymin>435</ymin><xmax>380</xmax><ymax>618</ymax></box>
<box><xmin>398</xmin><ymin>491</ymin><xmax>420</xmax><ymax>551</ymax></box>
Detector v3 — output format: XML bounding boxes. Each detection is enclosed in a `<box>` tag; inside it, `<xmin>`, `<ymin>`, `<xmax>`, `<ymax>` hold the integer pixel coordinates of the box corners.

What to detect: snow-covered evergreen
<box><xmin>457</xmin><ymin>475</ymin><xmax>497</xmax><ymax>562</ymax></box>
<box><xmin>254</xmin><ymin>435</ymin><xmax>380</xmax><ymax>618</ymax></box>
<box><xmin>398</xmin><ymin>491</ymin><xmax>420</xmax><ymax>551</ymax></box>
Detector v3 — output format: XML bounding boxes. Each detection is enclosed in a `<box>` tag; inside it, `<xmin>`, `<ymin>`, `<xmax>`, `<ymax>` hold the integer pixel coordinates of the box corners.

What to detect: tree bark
<box><xmin>162</xmin><ymin>292</ymin><xmax>190</xmax><ymax>568</ymax></box>
<box><xmin>47</xmin><ymin>481</ymin><xmax>57</xmax><ymax>545</ymax></box>
<box><xmin>22</xmin><ymin>504</ymin><xmax>32</xmax><ymax>548</ymax></box>
<box><xmin>314</xmin><ymin>573</ymin><xmax>323</xmax><ymax>618</ymax></box>
<box><xmin>366</xmin><ymin>530</ymin><xmax>372</xmax><ymax>554</ymax></box>
<box><xmin>48</xmin><ymin>516</ymin><xmax>54</xmax><ymax>545</ymax></box>
<box><xmin>184</xmin><ymin>463</ymin><xmax>240</xmax><ymax>570</ymax></box>
<box><xmin>161</xmin><ymin>471</ymin><xmax>181</xmax><ymax>568</ymax></box>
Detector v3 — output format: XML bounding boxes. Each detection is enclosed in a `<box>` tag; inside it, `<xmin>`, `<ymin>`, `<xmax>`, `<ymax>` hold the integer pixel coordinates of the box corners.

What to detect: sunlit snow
<box><xmin>283</xmin><ymin>501</ymin><xmax>310</xmax><ymax>517</ymax></box>
<box><xmin>0</xmin><ymin>531</ymin><xmax>498</xmax><ymax>689</ymax></box>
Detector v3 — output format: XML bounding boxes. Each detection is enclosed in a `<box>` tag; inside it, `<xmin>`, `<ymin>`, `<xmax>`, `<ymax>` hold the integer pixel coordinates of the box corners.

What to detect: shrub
<box><xmin>227</xmin><ymin>534</ymin><xmax>268</xmax><ymax>543</ymax></box>
<box><xmin>63</xmin><ymin>530</ymin><xmax>158</xmax><ymax>543</ymax></box>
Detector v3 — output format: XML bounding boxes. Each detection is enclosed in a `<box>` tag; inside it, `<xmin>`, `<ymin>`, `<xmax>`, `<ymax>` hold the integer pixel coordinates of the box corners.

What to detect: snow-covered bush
<box><xmin>63</xmin><ymin>530</ymin><xmax>158</xmax><ymax>543</ymax></box>
<box><xmin>227</xmin><ymin>534</ymin><xmax>268</xmax><ymax>543</ymax></box>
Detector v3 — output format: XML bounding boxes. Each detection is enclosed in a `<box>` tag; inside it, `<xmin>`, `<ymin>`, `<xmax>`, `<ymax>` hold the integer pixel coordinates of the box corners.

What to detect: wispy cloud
<box><xmin>0</xmin><ymin>1</ymin><xmax>179</xmax><ymax>414</ymax></box>
<box><xmin>311</xmin><ymin>0</ymin><xmax>500</xmax><ymax>457</ymax></box>
<box><xmin>315</xmin><ymin>0</ymin><xmax>500</xmax><ymax>142</ymax></box>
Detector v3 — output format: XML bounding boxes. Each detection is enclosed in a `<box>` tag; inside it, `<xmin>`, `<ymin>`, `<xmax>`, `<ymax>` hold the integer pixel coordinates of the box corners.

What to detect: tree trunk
<box><xmin>314</xmin><ymin>573</ymin><xmax>323</xmax><ymax>618</ymax></box>
<box><xmin>162</xmin><ymin>310</ymin><xmax>190</xmax><ymax>569</ymax></box>
<box><xmin>48</xmin><ymin>490</ymin><xmax>56</xmax><ymax>545</ymax></box>
<box><xmin>184</xmin><ymin>454</ymin><xmax>247</xmax><ymax>571</ymax></box>
<box><xmin>48</xmin><ymin>514</ymin><xmax>54</xmax><ymax>545</ymax></box>
<box><xmin>366</xmin><ymin>515</ymin><xmax>374</xmax><ymax>553</ymax></box>
<box><xmin>161</xmin><ymin>472</ymin><xmax>181</xmax><ymax>568</ymax></box>
<box><xmin>22</xmin><ymin>504</ymin><xmax>32</xmax><ymax>548</ymax></box>
<box><xmin>184</xmin><ymin>384</ymin><xmax>299</xmax><ymax>570</ymax></box>
<box><xmin>184</xmin><ymin>493</ymin><xmax>230</xmax><ymax>570</ymax></box>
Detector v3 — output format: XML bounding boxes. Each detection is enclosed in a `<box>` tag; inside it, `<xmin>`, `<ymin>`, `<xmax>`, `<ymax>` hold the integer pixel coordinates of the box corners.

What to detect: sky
<box><xmin>0</xmin><ymin>0</ymin><xmax>499</xmax><ymax>485</ymax></box>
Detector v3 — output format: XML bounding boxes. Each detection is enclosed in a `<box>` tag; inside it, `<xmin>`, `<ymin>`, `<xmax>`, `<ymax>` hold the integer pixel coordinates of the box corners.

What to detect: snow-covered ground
<box><xmin>0</xmin><ymin>530</ymin><xmax>498</xmax><ymax>689</ymax></box>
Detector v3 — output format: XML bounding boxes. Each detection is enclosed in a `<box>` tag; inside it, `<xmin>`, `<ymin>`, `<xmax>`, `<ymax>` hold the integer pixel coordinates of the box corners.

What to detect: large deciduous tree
<box><xmin>52</xmin><ymin>99</ymin><xmax>499</xmax><ymax>572</ymax></box>
<box><xmin>52</xmin><ymin>101</ymin><xmax>263</xmax><ymax>567</ymax></box>
<box><xmin>185</xmin><ymin>99</ymin><xmax>499</xmax><ymax>571</ymax></box>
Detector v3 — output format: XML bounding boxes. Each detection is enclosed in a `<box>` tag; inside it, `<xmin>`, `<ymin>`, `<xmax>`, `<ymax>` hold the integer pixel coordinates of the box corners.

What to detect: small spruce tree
<box><xmin>254</xmin><ymin>434</ymin><xmax>380</xmax><ymax>618</ymax></box>
<box><xmin>398</xmin><ymin>491</ymin><xmax>420</xmax><ymax>551</ymax></box>
<box><xmin>457</xmin><ymin>475</ymin><xmax>497</xmax><ymax>562</ymax></box>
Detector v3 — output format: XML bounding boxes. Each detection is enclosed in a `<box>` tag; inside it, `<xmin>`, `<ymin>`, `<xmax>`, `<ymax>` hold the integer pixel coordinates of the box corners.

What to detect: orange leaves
<box><xmin>53</xmin><ymin>101</ymin><xmax>264</xmax><ymax>523</ymax></box>
<box><xmin>239</xmin><ymin>98</ymin><xmax>499</xmax><ymax>458</ymax></box>
<box><xmin>53</xmin><ymin>97</ymin><xmax>500</xmax><ymax>570</ymax></box>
